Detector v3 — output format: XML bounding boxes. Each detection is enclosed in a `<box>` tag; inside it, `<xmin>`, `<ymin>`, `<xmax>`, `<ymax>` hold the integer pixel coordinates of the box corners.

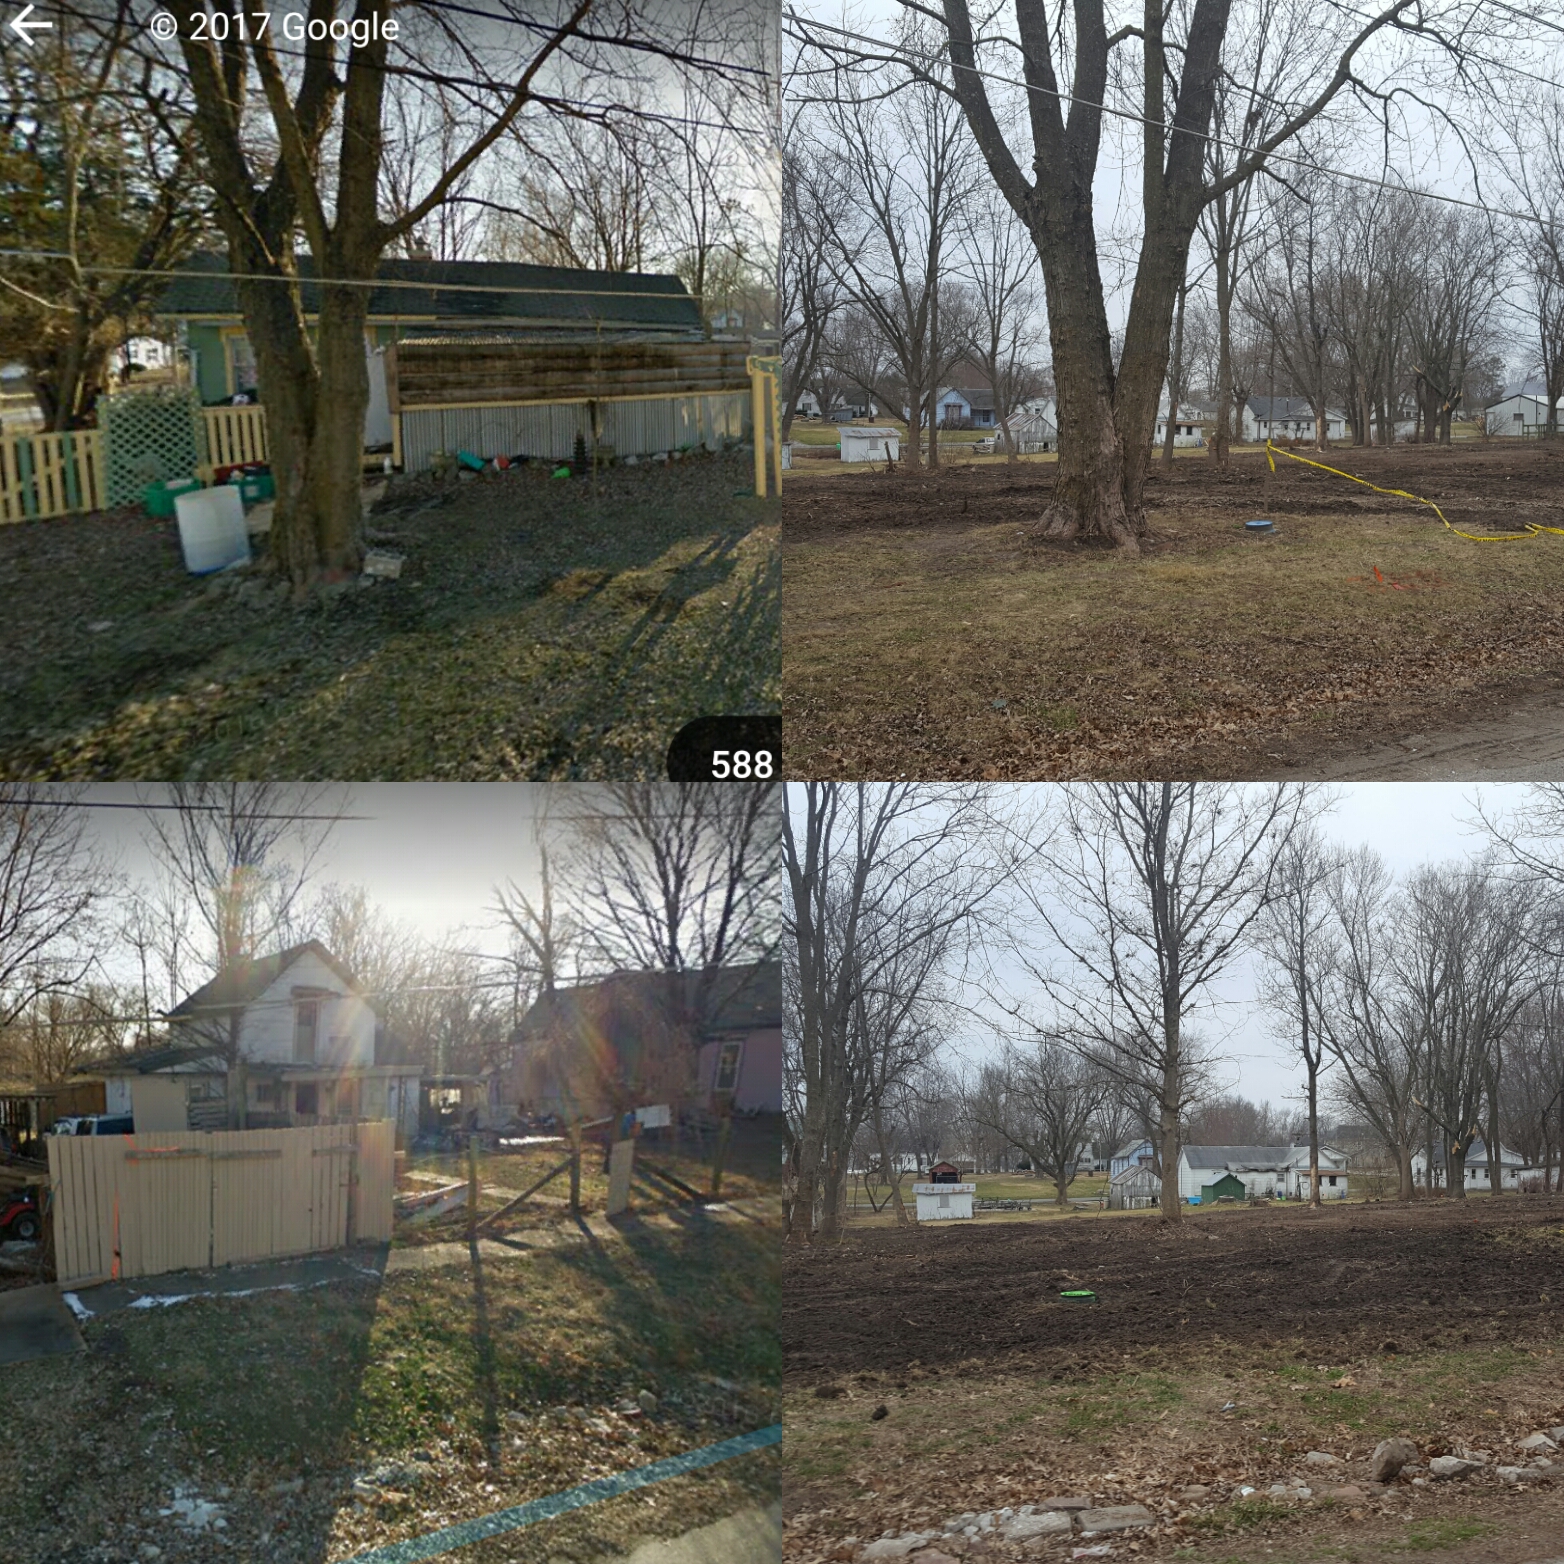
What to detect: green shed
<box><xmin>1198</xmin><ymin>1172</ymin><xmax>1245</xmax><ymax>1204</ymax></box>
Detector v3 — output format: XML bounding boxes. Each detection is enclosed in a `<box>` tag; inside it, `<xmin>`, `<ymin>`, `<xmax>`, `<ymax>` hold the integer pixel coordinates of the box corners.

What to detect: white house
<box><xmin>1411</xmin><ymin>1139</ymin><xmax>1527</xmax><ymax>1190</ymax></box>
<box><xmin>913</xmin><ymin>1181</ymin><xmax>975</xmax><ymax>1220</ymax></box>
<box><xmin>1483</xmin><ymin>384</ymin><xmax>1563</xmax><ymax>436</ymax></box>
<box><xmin>1178</xmin><ymin>1145</ymin><xmax>1349</xmax><ymax>1203</ymax></box>
<box><xmin>840</xmin><ymin>426</ymin><xmax>901</xmax><ymax>463</ymax></box>
<box><xmin>1154</xmin><ymin>401</ymin><xmax>1205</xmax><ymax>447</ymax></box>
<box><xmin>794</xmin><ymin>389</ymin><xmax>823</xmax><ymax>418</ymax></box>
<box><xmin>1242</xmin><ymin>396</ymin><xmax>1349</xmax><ymax>444</ymax></box>
<box><xmin>73</xmin><ymin>941</ymin><xmax>422</xmax><ymax>1140</ymax></box>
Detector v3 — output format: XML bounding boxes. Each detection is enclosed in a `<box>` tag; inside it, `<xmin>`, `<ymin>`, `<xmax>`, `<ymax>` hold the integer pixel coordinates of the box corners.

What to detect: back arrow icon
<box><xmin>10</xmin><ymin>3</ymin><xmax>52</xmax><ymax>43</ymax></box>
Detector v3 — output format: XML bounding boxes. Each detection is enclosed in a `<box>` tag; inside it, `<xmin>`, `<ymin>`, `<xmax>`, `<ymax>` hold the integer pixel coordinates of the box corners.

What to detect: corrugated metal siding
<box><xmin>398</xmin><ymin>393</ymin><xmax>749</xmax><ymax>473</ymax></box>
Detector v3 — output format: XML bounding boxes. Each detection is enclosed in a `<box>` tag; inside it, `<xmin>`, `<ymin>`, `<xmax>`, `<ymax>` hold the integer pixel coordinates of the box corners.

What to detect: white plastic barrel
<box><xmin>174</xmin><ymin>486</ymin><xmax>250</xmax><ymax>574</ymax></box>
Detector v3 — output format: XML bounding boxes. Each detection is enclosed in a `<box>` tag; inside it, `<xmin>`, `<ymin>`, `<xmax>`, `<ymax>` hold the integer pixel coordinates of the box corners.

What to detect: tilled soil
<box><xmin>785</xmin><ymin>444</ymin><xmax>1564</xmax><ymax>545</ymax></box>
<box><xmin>785</xmin><ymin>1198</ymin><xmax>1564</xmax><ymax>1381</ymax></box>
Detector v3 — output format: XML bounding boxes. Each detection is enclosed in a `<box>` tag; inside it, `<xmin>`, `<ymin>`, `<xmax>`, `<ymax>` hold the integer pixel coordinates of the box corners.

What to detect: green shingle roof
<box><xmin>156</xmin><ymin>252</ymin><xmax>704</xmax><ymax>333</ymax></box>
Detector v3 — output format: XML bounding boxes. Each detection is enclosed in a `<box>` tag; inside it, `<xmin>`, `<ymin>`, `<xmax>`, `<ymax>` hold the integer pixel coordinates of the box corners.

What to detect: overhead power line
<box><xmin>783</xmin><ymin>9</ymin><xmax>1555</xmax><ymax>229</ymax></box>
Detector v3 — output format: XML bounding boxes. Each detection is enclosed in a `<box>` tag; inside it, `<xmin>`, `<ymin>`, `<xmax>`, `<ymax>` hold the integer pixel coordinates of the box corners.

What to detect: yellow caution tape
<box><xmin>1264</xmin><ymin>440</ymin><xmax>1564</xmax><ymax>542</ymax></box>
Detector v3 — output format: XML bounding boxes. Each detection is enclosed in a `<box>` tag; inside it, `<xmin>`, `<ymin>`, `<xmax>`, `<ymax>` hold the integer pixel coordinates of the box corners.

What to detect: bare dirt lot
<box><xmin>783</xmin><ymin>443</ymin><xmax>1564</xmax><ymax>780</ymax></box>
<box><xmin>0</xmin><ymin>452</ymin><xmax>778</xmax><ymax>780</ymax></box>
<box><xmin>783</xmin><ymin>1198</ymin><xmax>1564</xmax><ymax>1564</ymax></box>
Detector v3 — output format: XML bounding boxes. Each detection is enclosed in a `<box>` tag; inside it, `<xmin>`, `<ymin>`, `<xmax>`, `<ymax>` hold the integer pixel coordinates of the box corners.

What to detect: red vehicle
<box><xmin>0</xmin><ymin>1188</ymin><xmax>41</xmax><ymax>1243</ymax></box>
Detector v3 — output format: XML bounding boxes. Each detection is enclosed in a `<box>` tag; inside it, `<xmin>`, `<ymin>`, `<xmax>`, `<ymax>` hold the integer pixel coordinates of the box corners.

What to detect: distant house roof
<box><xmin>1454</xmin><ymin>1139</ymin><xmax>1524</xmax><ymax>1166</ymax></box>
<box><xmin>1111</xmin><ymin>1162</ymin><xmax>1160</xmax><ymax>1187</ymax></box>
<box><xmin>512</xmin><ymin>960</ymin><xmax>781</xmax><ymax>1044</ymax></box>
<box><xmin>156</xmin><ymin>252</ymin><xmax>704</xmax><ymax>335</ymax></box>
<box><xmin>960</xmin><ymin>387</ymin><xmax>995</xmax><ymax>413</ymax></box>
<box><xmin>1246</xmin><ymin>396</ymin><xmax>1321</xmax><ymax>421</ymax></box>
<box><xmin>1183</xmin><ymin>1145</ymin><xmax>1297</xmax><ymax>1171</ymax></box>
<box><xmin>167</xmin><ymin>940</ymin><xmax>361</xmax><ymax>1020</ymax></box>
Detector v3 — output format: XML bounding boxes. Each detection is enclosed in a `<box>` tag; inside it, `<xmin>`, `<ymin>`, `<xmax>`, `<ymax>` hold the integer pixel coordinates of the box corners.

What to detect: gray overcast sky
<box><xmin>950</xmin><ymin>782</ymin><xmax>1524</xmax><ymax>1114</ymax></box>
<box><xmin>73</xmin><ymin>784</ymin><xmax>568</xmax><ymax>975</ymax></box>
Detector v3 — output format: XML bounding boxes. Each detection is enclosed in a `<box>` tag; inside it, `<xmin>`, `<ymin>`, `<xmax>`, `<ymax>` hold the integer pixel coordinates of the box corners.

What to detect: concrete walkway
<box><xmin>0</xmin><ymin>1282</ymin><xmax>85</xmax><ymax>1363</ymax></box>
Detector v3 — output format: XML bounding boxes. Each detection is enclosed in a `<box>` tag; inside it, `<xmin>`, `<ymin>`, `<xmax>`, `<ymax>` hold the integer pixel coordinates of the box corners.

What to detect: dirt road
<box><xmin>1273</xmin><ymin>681</ymin><xmax>1564</xmax><ymax>779</ymax></box>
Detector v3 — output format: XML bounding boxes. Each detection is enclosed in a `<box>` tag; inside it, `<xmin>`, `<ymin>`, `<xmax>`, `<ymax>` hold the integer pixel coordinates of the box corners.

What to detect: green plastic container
<box><xmin>236</xmin><ymin>472</ymin><xmax>274</xmax><ymax>505</ymax></box>
<box><xmin>143</xmin><ymin>477</ymin><xmax>202</xmax><ymax>518</ymax></box>
<box><xmin>1060</xmin><ymin>1289</ymin><xmax>1098</xmax><ymax>1304</ymax></box>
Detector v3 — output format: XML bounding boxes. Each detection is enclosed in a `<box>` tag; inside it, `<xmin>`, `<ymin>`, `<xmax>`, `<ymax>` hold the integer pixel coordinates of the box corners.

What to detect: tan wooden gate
<box><xmin>47</xmin><ymin>1121</ymin><xmax>394</xmax><ymax>1288</ymax></box>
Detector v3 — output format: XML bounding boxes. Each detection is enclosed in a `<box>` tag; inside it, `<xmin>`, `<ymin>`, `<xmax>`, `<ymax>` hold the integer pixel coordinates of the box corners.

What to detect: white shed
<box><xmin>840</xmin><ymin>426</ymin><xmax>901</xmax><ymax>463</ymax></box>
<box><xmin>913</xmin><ymin>1181</ymin><xmax>974</xmax><ymax>1220</ymax></box>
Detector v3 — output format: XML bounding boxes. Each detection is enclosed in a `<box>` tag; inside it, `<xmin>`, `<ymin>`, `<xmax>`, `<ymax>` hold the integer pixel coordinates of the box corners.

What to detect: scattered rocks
<box><xmin>1429</xmin><ymin>1455</ymin><xmax>1482</xmax><ymax>1480</ymax></box>
<box><xmin>1304</xmin><ymin>1450</ymin><xmax>1342</xmax><ymax>1468</ymax></box>
<box><xmin>859</xmin><ymin>1534</ymin><xmax>937</xmax><ymax>1559</ymax></box>
<box><xmin>1000</xmin><ymin>1512</ymin><xmax>1073</xmax><ymax>1540</ymax></box>
<box><xmin>1497</xmin><ymin>1465</ymin><xmax>1550</xmax><ymax>1484</ymax></box>
<box><xmin>1370</xmin><ymin>1437</ymin><xmax>1419</xmax><ymax>1482</ymax></box>
<box><xmin>907</xmin><ymin>1552</ymin><xmax>960</xmax><ymax>1564</ymax></box>
<box><xmin>637</xmin><ymin>1389</ymin><xmax>659</xmax><ymax>1415</ymax></box>
<box><xmin>1040</xmin><ymin>1497</ymin><xmax>1093</xmax><ymax>1511</ymax></box>
<box><xmin>1547</xmin><ymin>1426</ymin><xmax>1564</xmax><ymax>1443</ymax></box>
<box><xmin>1077</xmin><ymin>1504</ymin><xmax>1155</xmax><ymax>1533</ymax></box>
<box><xmin>1519</xmin><ymin>1433</ymin><xmax>1559</xmax><ymax>1453</ymax></box>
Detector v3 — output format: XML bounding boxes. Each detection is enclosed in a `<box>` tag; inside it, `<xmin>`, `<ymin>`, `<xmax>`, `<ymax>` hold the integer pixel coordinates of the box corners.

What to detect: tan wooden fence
<box><xmin>0</xmin><ymin>407</ymin><xmax>269</xmax><ymax>523</ymax></box>
<box><xmin>46</xmin><ymin>1120</ymin><xmax>394</xmax><ymax>1288</ymax></box>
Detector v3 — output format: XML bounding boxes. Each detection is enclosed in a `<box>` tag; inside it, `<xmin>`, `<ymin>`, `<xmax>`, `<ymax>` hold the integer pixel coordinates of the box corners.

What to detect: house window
<box><xmin>225</xmin><ymin>333</ymin><xmax>258</xmax><ymax>397</ymax></box>
<box><xmin>714</xmin><ymin>1040</ymin><xmax>743</xmax><ymax>1093</ymax></box>
<box><xmin>295</xmin><ymin>1082</ymin><xmax>319</xmax><ymax>1117</ymax></box>
<box><xmin>294</xmin><ymin>1000</ymin><xmax>319</xmax><ymax>1063</ymax></box>
<box><xmin>1328</xmin><ymin>1175</ymin><xmax>1337</xmax><ymax>1186</ymax></box>
<box><xmin>938</xmin><ymin>1193</ymin><xmax>950</xmax><ymax>1210</ymax></box>
<box><xmin>254</xmin><ymin>1081</ymin><xmax>282</xmax><ymax>1108</ymax></box>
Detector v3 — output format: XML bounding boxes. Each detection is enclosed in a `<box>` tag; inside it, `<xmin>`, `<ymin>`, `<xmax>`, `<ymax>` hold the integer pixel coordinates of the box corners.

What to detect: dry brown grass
<box><xmin>783</xmin><ymin>443</ymin><xmax>1564</xmax><ymax>779</ymax></box>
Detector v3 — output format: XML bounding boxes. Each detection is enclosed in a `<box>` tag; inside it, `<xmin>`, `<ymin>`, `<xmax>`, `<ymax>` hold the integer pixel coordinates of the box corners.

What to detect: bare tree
<box><xmin>1015</xmin><ymin>783</ymin><xmax>1309</xmax><ymax>1221</ymax></box>
<box><xmin>1254</xmin><ymin>826</ymin><xmax>1339</xmax><ymax>1203</ymax></box>
<box><xmin>0</xmin><ymin>788</ymin><xmax>113</xmax><ymax>1033</ymax></box>
<box><xmin>796</xmin><ymin>19</ymin><xmax>973</xmax><ymax>471</ymax></box>
<box><xmin>796</xmin><ymin>0</ymin><xmax>1497</xmax><ymax>547</ymax></box>
<box><xmin>966</xmin><ymin>1037</ymin><xmax>1109</xmax><ymax>1204</ymax></box>
<box><xmin>1316</xmin><ymin>847</ymin><xmax>1424</xmax><ymax>1201</ymax></box>
<box><xmin>780</xmin><ymin>137</ymin><xmax>846</xmax><ymax>439</ymax></box>
<box><xmin>1245</xmin><ymin>181</ymin><xmax>1336</xmax><ymax>450</ymax></box>
<box><xmin>956</xmin><ymin>184</ymin><xmax>1048</xmax><ymax>458</ymax></box>
<box><xmin>782</xmin><ymin>783</ymin><xmax>1021</xmax><ymax>1242</ymax></box>
<box><xmin>140</xmin><ymin>783</ymin><xmax>347</xmax><ymax>1125</ymax></box>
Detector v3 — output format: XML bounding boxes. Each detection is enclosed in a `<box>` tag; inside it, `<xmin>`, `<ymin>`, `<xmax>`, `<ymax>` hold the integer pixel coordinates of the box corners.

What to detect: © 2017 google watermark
<box><xmin>146</xmin><ymin>8</ymin><xmax>400</xmax><ymax>45</ymax></box>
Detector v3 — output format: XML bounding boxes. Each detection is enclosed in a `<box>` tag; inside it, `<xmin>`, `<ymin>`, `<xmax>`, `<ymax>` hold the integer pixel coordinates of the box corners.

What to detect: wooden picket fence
<box><xmin>0</xmin><ymin>405</ymin><xmax>270</xmax><ymax>523</ymax></box>
<box><xmin>46</xmin><ymin>1120</ymin><xmax>394</xmax><ymax>1288</ymax></box>
<box><xmin>0</xmin><ymin>428</ymin><xmax>106</xmax><ymax>521</ymax></box>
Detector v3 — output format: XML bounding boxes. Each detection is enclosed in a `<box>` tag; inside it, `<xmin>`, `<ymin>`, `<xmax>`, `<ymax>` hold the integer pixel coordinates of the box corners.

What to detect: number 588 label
<box><xmin>667</xmin><ymin>716</ymin><xmax>782</xmax><ymax>781</ymax></box>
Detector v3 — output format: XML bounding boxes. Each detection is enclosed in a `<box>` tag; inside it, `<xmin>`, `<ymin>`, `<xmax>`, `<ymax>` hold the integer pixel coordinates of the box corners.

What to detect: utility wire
<box><xmin>784</xmin><ymin>8</ymin><xmax>1557</xmax><ymax>229</ymax></box>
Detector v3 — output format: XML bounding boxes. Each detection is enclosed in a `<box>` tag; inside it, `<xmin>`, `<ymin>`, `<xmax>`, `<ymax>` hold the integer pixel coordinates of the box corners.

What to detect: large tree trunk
<box><xmin>1161</xmin><ymin>283</ymin><xmax>1186</xmax><ymax>471</ymax></box>
<box><xmin>1448</xmin><ymin>1143</ymin><xmax>1467</xmax><ymax>1199</ymax></box>
<box><xmin>873</xmin><ymin>1101</ymin><xmax>910</xmax><ymax>1226</ymax></box>
<box><xmin>1397</xmin><ymin>1144</ymin><xmax>1414</xmax><ymax>1203</ymax></box>
<box><xmin>1157</xmin><ymin>1069</ymin><xmax>1182</xmax><ymax>1222</ymax></box>
<box><xmin>1306</xmin><ymin>1058</ymin><xmax>1321</xmax><ymax>1206</ymax></box>
<box><xmin>1029</xmin><ymin>203</ymin><xmax>1142</xmax><ymax>549</ymax></box>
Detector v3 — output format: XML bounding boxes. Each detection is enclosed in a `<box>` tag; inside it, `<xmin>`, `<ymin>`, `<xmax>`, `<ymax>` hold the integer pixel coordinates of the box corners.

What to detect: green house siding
<box><xmin>183</xmin><ymin>320</ymin><xmax>407</xmax><ymax>404</ymax></box>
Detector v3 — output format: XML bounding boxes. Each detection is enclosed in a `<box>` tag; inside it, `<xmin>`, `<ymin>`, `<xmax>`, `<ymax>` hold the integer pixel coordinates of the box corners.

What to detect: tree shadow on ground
<box><xmin>0</xmin><ymin>453</ymin><xmax>776</xmax><ymax>779</ymax></box>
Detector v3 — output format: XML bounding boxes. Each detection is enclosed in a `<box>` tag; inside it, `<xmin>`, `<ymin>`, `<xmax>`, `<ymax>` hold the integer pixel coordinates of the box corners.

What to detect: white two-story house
<box><xmin>74</xmin><ymin>941</ymin><xmax>422</xmax><ymax>1141</ymax></box>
